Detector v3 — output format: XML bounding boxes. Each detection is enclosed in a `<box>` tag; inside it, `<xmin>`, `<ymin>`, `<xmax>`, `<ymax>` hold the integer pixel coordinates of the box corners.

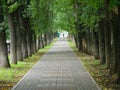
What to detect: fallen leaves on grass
<box><xmin>77</xmin><ymin>51</ymin><xmax>120</xmax><ymax>90</ymax></box>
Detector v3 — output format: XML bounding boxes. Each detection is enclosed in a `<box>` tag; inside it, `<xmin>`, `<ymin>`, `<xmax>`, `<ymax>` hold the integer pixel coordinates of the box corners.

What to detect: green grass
<box><xmin>0</xmin><ymin>38</ymin><xmax>57</xmax><ymax>89</ymax></box>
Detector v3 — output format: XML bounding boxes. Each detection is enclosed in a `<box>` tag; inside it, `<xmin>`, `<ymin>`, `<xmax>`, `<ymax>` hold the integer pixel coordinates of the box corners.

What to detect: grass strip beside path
<box><xmin>0</xmin><ymin>38</ymin><xmax>57</xmax><ymax>90</ymax></box>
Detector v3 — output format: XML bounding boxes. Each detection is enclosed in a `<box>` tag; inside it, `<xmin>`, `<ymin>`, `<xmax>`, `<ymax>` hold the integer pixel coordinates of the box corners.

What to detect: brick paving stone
<box><xmin>12</xmin><ymin>38</ymin><xmax>101</xmax><ymax>90</ymax></box>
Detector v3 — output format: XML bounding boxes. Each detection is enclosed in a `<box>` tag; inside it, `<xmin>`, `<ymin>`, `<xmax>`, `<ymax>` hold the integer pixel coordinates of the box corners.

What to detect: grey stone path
<box><xmin>12</xmin><ymin>38</ymin><xmax>101</xmax><ymax>90</ymax></box>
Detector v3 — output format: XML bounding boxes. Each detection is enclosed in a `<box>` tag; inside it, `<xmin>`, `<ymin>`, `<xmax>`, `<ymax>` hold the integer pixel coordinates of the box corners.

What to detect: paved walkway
<box><xmin>12</xmin><ymin>38</ymin><xmax>101</xmax><ymax>90</ymax></box>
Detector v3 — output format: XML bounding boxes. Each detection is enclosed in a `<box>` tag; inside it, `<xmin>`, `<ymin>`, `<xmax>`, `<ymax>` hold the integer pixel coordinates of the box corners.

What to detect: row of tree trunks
<box><xmin>8</xmin><ymin>11</ymin><xmax>54</xmax><ymax>64</ymax></box>
<box><xmin>44</xmin><ymin>32</ymin><xmax>53</xmax><ymax>47</ymax></box>
<box><xmin>0</xmin><ymin>0</ymin><xmax>55</xmax><ymax>68</ymax></box>
<box><xmin>73</xmin><ymin>19</ymin><xmax>111</xmax><ymax>66</ymax></box>
<box><xmin>6</xmin><ymin>6</ymin><xmax>54</xmax><ymax>65</ymax></box>
<box><xmin>71</xmin><ymin>1</ymin><xmax>120</xmax><ymax>81</ymax></box>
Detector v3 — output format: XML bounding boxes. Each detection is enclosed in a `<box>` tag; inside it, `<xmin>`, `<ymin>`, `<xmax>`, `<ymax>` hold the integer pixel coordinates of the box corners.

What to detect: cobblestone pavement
<box><xmin>12</xmin><ymin>38</ymin><xmax>101</xmax><ymax>90</ymax></box>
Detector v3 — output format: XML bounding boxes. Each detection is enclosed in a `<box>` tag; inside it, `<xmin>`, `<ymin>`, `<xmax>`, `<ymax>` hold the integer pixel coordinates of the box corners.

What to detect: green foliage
<box><xmin>8</xmin><ymin>2</ymin><xmax>20</xmax><ymax>13</ymax></box>
<box><xmin>0</xmin><ymin>21</ymin><xmax>9</xmax><ymax>39</ymax></box>
<box><xmin>0</xmin><ymin>22</ymin><xmax>4</xmax><ymax>32</ymax></box>
<box><xmin>28</xmin><ymin>0</ymin><xmax>55</xmax><ymax>36</ymax></box>
<box><xmin>7</xmin><ymin>0</ymin><xmax>14</xmax><ymax>4</ymax></box>
<box><xmin>52</xmin><ymin>0</ymin><xmax>75</xmax><ymax>33</ymax></box>
<box><xmin>109</xmin><ymin>0</ymin><xmax>120</xmax><ymax>8</ymax></box>
<box><xmin>72</xmin><ymin>0</ymin><xmax>106</xmax><ymax>32</ymax></box>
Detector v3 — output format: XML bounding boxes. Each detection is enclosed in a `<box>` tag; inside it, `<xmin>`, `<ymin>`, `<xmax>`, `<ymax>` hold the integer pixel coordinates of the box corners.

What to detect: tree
<box><xmin>0</xmin><ymin>1</ymin><xmax>10</xmax><ymax>68</ymax></box>
<box><xmin>7</xmin><ymin>1</ymin><xmax>20</xmax><ymax>64</ymax></box>
<box><xmin>109</xmin><ymin>3</ymin><xmax>120</xmax><ymax>81</ymax></box>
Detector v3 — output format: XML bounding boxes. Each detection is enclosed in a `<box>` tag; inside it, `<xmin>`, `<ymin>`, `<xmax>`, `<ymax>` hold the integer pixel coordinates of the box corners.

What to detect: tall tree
<box><xmin>104</xmin><ymin>0</ymin><xmax>111</xmax><ymax>68</ymax></box>
<box><xmin>7</xmin><ymin>1</ymin><xmax>20</xmax><ymax>64</ymax></box>
<box><xmin>0</xmin><ymin>1</ymin><xmax>10</xmax><ymax>68</ymax></box>
<box><xmin>109</xmin><ymin>4</ymin><xmax>120</xmax><ymax>81</ymax></box>
<box><xmin>7</xmin><ymin>12</ymin><xmax>17</xmax><ymax>64</ymax></box>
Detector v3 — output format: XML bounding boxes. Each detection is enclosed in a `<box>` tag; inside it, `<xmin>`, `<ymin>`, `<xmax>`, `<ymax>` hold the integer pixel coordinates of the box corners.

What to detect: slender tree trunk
<box><xmin>86</xmin><ymin>30</ymin><xmax>90</xmax><ymax>54</ymax></box>
<box><xmin>16</xmin><ymin>27</ymin><xmax>23</xmax><ymax>61</ymax></box>
<box><xmin>104</xmin><ymin>0</ymin><xmax>111</xmax><ymax>68</ymax></box>
<box><xmin>44</xmin><ymin>34</ymin><xmax>48</xmax><ymax>46</ymax></box>
<box><xmin>91</xmin><ymin>30</ymin><xmax>99</xmax><ymax>59</ymax></box>
<box><xmin>41</xmin><ymin>35</ymin><xmax>44</xmax><ymax>48</ymax></box>
<box><xmin>47</xmin><ymin>32</ymin><xmax>50</xmax><ymax>45</ymax></box>
<box><xmin>7</xmin><ymin>13</ymin><xmax>17</xmax><ymax>64</ymax></box>
<box><xmin>36</xmin><ymin>36</ymin><xmax>40</xmax><ymax>50</ymax></box>
<box><xmin>82</xmin><ymin>32</ymin><xmax>87</xmax><ymax>52</ymax></box>
<box><xmin>27</xmin><ymin>31</ymin><xmax>32</xmax><ymax>57</ymax></box>
<box><xmin>89</xmin><ymin>30</ymin><xmax>94</xmax><ymax>55</ymax></box>
<box><xmin>24</xmin><ymin>16</ymin><xmax>32</xmax><ymax>57</ymax></box>
<box><xmin>30</xmin><ymin>31</ymin><xmax>34</xmax><ymax>54</ymax></box>
<box><xmin>104</xmin><ymin>20</ymin><xmax>111</xmax><ymax>68</ymax></box>
<box><xmin>39</xmin><ymin>35</ymin><xmax>42</xmax><ymax>49</ymax></box>
<box><xmin>22</xmin><ymin>31</ymin><xmax>28</xmax><ymax>59</ymax></box>
<box><xmin>74</xmin><ymin>34</ymin><xmax>78</xmax><ymax>48</ymax></box>
<box><xmin>33</xmin><ymin>34</ymin><xmax>37</xmax><ymax>53</ymax></box>
<box><xmin>78</xmin><ymin>30</ymin><xmax>82</xmax><ymax>51</ymax></box>
<box><xmin>0</xmin><ymin>6</ymin><xmax>10</xmax><ymax>67</ymax></box>
<box><xmin>0</xmin><ymin>31</ymin><xmax>10</xmax><ymax>68</ymax></box>
<box><xmin>16</xmin><ymin>11</ymin><xmax>23</xmax><ymax>61</ymax></box>
<box><xmin>98</xmin><ymin>20</ymin><xmax>106</xmax><ymax>64</ymax></box>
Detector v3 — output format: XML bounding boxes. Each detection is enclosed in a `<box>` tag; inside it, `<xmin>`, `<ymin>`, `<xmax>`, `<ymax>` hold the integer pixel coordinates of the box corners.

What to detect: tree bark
<box><xmin>44</xmin><ymin>33</ymin><xmax>48</xmax><ymax>46</ymax></box>
<box><xmin>33</xmin><ymin>33</ymin><xmax>37</xmax><ymax>53</ymax></box>
<box><xmin>36</xmin><ymin>36</ymin><xmax>40</xmax><ymax>50</ymax></box>
<box><xmin>104</xmin><ymin>20</ymin><xmax>111</xmax><ymax>68</ymax></box>
<box><xmin>0</xmin><ymin>6</ymin><xmax>10</xmax><ymax>67</ymax></box>
<box><xmin>104</xmin><ymin>0</ymin><xmax>112</xmax><ymax>69</ymax></box>
<box><xmin>82</xmin><ymin>32</ymin><xmax>87</xmax><ymax>52</ymax></box>
<box><xmin>110</xmin><ymin>7</ymin><xmax>120</xmax><ymax>81</ymax></box>
<box><xmin>26</xmin><ymin>30</ymin><xmax>32</xmax><ymax>57</ymax></box>
<box><xmin>7</xmin><ymin>13</ymin><xmax>17</xmax><ymax>64</ymax></box>
<box><xmin>22</xmin><ymin>30</ymin><xmax>28</xmax><ymax>59</ymax></box>
<box><xmin>74</xmin><ymin>34</ymin><xmax>78</xmax><ymax>48</ymax></box>
<box><xmin>91</xmin><ymin>30</ymin><xmax>99</xmax><ymax>59</ymax></box>
<box><xmin>41</xmin><ymin>35</ymin><xmax>44</xmax><ymax>48</ymax></box>
<box><xmin>78</xmin><ymin>31</ymin><xmax>82</xmax><ymax>51</ymax></box>
<box><xmin>16</xmin><ymin>11</ymin><xmax>23</xmax><ymax>61</ymax></box>
<box><xmin>0</xmin><ymin>31</ymin><xmax>10</xmax><ymax>68</ymax></box>
<box><xmin>86</xmin><ymin>30</ymin><xmax>91</xmax><ymax>54</ymax></box>
<box><xmin>16</xmin><ymin>26</ymin><xmax>23</xmax><ymax>61</ymax></box>
<box><xmin>117</xmin><ymin>6</ymin><xmax>120</xmax><ymax>79</ymax></box>
<box><xmin>98</xmin><ymin>20</ymin><xmax>106</xmax><ymax>64</ymax></box>
<box><xmin>24</xmin><ymin>17</ymin><xmax>32</xmax><ymax>57</ymax></box>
